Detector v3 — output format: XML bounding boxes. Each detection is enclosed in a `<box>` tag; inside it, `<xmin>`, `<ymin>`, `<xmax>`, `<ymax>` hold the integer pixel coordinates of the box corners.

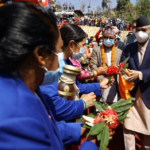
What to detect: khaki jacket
<box><xmin>90</xmin><ymin>46</ymin><xmax>122</xmax><ymax>102</ymax></box>
<box><xmin>90</xmin><ymin>46</ymin><xmax>122</xmax><ymax>82</ymax></box>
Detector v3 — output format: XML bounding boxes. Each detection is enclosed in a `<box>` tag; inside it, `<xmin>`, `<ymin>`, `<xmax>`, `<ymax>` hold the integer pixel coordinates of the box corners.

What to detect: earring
<box><xmin>39</xmin><ymin>61</ymin><xmax>45</xmax><ymax>68</ymax></box>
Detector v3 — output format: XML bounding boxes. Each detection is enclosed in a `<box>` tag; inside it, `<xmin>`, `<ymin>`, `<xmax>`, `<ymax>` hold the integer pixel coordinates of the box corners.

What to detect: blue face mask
<box><xmin>116</xmin><ymin>35</ymin><xmax>121</xmax><ymax>39</ymax></box>
<box><xmin>86</xmin><ymin>39</ymin><xmax>88</xmax><ymax>44</ymax></box>
<box><xmin>99</xmin><ymin>42</ymin><xmax>102</xmax><ymax>46</ymax></box>
<box><xmin>92</xmin><ymin>42</ymin><xmax>97</xmax><ymax>45</ymax></box>
<box><xmin>72</xmin><ymin>44</ymin><xmax>85</xmax><ymax>59</ymax></box>
<box><xmin>41</xmin><ymin>52</ymin><xmax>65</xmax><ymax>85</ymax></box>
<box><xmin>104</xmin><ymin>39</ymin><xmax>114</xmax><ymax>47</ymax></box>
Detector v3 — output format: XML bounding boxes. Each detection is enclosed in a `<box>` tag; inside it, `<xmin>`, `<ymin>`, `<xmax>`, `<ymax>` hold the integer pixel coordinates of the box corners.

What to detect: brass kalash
<box><xmin>58</xmin><ymin>65</ymin><xmax>81</xmax><ymax>101</ymax></box>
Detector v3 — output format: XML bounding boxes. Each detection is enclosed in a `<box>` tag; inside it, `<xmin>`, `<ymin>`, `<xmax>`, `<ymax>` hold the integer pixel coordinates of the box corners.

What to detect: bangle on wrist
<box><xmin>96</xmin><ymin>70</ymin><xmax>99</xmax><ymax>75</ymax></box>
<box><xmin>80</xmin><ymin>99</ymin><xmax>87</xmax><ymax>110</ymax></box>
<box><xmin>93</xmin><ymin>71</ymin><xmax>98</xmax><ymax>77</ymax></box>
<box><xmin>90</xmin><ymin>71</ymin><xmax>94</xmax><ymax>78</ymax></box>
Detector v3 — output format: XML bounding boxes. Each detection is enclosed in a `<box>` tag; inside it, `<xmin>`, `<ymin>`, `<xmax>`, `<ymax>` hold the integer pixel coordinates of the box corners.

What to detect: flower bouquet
<box><xmin>106</xmin><ymin>57</ymin><xmax>130</xmax><ymax>82</ymax></box>
<box><xmin>83</xmin><ymin>97</ymin><xmax>135</xmax><ymax>150</ymax></box>
<box><xmin>90</xmin><ymin>43</ymin><xmax>94</xmax><ymax>48</ymax></box>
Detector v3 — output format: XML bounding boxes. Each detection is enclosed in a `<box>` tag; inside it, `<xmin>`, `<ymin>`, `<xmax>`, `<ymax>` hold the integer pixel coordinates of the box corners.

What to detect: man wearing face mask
<box><xmin>90</xmin><ymin>26</ymin><xmax>122</xmax><ymax>103</ymax></box>
<box><xmin>124</xmin><ymin>20</ymin><xmax>137</xmax><ymax>46</ymax></box>
<box><xmin>121</xmin><ymin>16</ymin><xmax>150</xmax><ymax>150</ymax></box>
<box><xmin>112</xmin><ymin>26</ymin><xmax>125</xmax><ymax>50</ymax></box>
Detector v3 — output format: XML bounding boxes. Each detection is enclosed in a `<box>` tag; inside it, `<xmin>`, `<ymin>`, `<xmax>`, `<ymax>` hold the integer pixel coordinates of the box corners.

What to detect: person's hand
<box><xmin>81</xmin><ymin>127</ymin><xmax>89</xmax><ymax>138</ymax></box>
<box><xmin>100</xmin><ymin>78</ymin><xmax>115</xmax><ymax>89</ymax></box>
<box><xmin>88</xmin><ymin>53</ymin><xmax>92</xmax><ymax>59</ymax></box>
<box><xmin>80</xmin><ymin>92</ymin><xmax>96</xmax><ymax>108</ymax></box>
<box><xmin>97</xmin><ymin>67</ymin><xmax>108</xmax><ymax>75</ymax></box>
<box><xmin>126</xmin><ymin>70</ymin><xmax>139</xmax><ymax>82</ymax></box>
<box><xmin>86</xmin><ymin>133</ymin><xmax>97</xmax><ymax>144</ymax></box>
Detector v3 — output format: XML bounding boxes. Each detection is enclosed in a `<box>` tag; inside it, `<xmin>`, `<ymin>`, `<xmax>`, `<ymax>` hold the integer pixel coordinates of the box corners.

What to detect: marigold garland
<box><xmin>101</xmin><ymin>44</ymin><xmax>115</xmax><ymax>67</ymax></box>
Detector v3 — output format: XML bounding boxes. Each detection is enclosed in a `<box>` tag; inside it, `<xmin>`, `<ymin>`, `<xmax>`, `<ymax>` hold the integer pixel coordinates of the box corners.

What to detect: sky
<box><xmin>57</xmin><ymin>0</ymin><xmax>137</xmax><ymax>12</ymax></box>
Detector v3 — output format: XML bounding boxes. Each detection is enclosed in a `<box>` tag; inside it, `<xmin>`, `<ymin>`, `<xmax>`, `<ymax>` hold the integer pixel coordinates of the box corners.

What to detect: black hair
<box><xmin>132</xmin><ymin>20</ymin><xmax>136</xmax><ymax>24</ymax></box>
<box><xmin>60</xmin><ymin>24</ymin><xmax>86</xmax><ymax>47</ymax></box>
<box><xmin>98</xmin><ymin>37</ymin><xmax>103</xmax><ymax>43</ymax></box>
<box><xmin>0</xmin><ymin>2</ymin><xmax>58</xmax><ymax>71</ymax></box>
<box><xmin>105</xmin><ymin>26</ymin><xmax>113</xmax><ymax>31</ymax></box>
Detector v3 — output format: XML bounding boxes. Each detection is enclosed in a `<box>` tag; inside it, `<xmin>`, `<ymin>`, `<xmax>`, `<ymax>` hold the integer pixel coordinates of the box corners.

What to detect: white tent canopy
<box><xmin>54</xmin><ymin>12</ymin><xmax>77</xmax><ymax>17</ymax></box>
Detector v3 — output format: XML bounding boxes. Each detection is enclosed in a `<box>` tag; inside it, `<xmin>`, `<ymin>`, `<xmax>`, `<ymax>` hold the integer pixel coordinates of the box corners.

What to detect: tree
<box><xmin>116</xmin><ymin>0</ymin><xmax>130</xmax><ymax>12</ymax></box>
<box><xmin>136</xmin><ymin>0</ymin><xmax>150</xmax><ymax>18</ymax></box>
<box><xmin>96</xmin><ymin>5</ymin><xmax>101</xmax><ymax>14</ymax></box>
<box><xmin>102</xmin><ymin>0</ymin><xmax>108</xmax><ymax>12</ymax></box>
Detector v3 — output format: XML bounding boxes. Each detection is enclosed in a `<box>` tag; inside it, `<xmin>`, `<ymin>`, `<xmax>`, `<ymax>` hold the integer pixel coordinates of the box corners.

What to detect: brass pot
<box><xmin>58</xmin><ymin>65</ymin><xmax>81</xmax><ymax>100</ymax></box>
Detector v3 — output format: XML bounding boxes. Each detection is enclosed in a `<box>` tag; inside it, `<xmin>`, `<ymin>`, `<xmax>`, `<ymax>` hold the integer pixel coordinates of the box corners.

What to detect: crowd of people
<box><xmin>56</xmin><ymin>15</ymin><xmax>133</xmax><ymax>31</ymax></box>
<box><xmin>0</xmin><ymin>1</ymin><xmax>150</xmax><ymax>150</ymax></box>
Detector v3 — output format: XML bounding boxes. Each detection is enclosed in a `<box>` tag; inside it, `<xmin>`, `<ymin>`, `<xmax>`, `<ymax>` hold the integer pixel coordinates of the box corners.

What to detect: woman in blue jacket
<box><xmin>38</xmin><ymin>25</ymin><xmax>112</xmax><ymax>123</ymax></box>
<box><xmin>0</xmin><ymin>2</ymin><xmax>98</xmax><ymax>150</ymax></box>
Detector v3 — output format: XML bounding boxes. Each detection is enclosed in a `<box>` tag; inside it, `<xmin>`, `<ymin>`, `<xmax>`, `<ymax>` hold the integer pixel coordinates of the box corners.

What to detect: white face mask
<box><xmin>135</xmin><ymin>31</ymin><xmax>149</xmax><ymax>43</ymax></box>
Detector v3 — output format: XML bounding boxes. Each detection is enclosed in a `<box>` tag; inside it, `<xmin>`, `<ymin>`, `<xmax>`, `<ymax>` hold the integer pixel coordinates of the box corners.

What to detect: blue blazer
<box><xmin>38</xmin><ymin>79</ymin><xmax>101</xmax><ymax>121</ymax></box>
<box><xmin>0</xmin><ymin>72</ymin><xmax>97</xmax><ymax>150</ymax></box>
<box><xmin>121</xmin><ymin>39</ymin><xmax>150</xmax><ymax>109</ymax></box>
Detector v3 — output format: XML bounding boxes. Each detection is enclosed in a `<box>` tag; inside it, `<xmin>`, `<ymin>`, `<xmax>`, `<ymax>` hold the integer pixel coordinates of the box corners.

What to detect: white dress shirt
<box><xmin>100</xmin><ymin>48</ymin><xmax>118</xmax><ymax>103</ymax></box>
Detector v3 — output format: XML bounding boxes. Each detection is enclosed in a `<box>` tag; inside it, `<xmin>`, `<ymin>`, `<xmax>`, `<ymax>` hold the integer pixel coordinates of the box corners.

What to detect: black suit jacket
<box><xmin>117</xmin><ymin>39</ymin><xmax>125</xmax><ymax>50</ymax></box>
<box><xmin>120</xmin><ymin>39</ymin><xmax>150</xmax><ymax>109</ymax></box>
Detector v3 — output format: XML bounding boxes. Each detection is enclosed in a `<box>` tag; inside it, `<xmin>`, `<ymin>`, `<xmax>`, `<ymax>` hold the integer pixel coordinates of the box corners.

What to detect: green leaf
<box><xmin>123</xmin><ymin>63</ymin><xmax>129</xmax><ymax>69</ymax></box>
<box><xmin>123</xmin><ymin>57</ymin><xmax>129</xmax><ymax>64</ymax></box>
<box><xmin>121</xmin><ymin>68</ymin><xmax>126</xmax><ymax>72</ymax></box>
<box><xmin>83</xmin><ymin>124</ymin><xmax>92</xmax><ymax>129</ymax></box>
<box><xmin>87</xmin><ymin>112</ymin><xmax>99</xmax><ymax>118</ymax></box>
<box><xmin>111</xmin><ymin>97</ymin><xmax>135</xmax><ymax>110</ymax></box>
<box><xmin>102</xmin><ymin>102</ymin><xmax>108</xmax><ymax>109</ymax></box>
<box><xmin>118</xmin><ymin>111</ymin><xmax>129</xmax><ymax>123</ymax></box>
<box><xmin>89</xmin><ymin>121</ymin><xmax>104</xmax><ymax>136</ymax></box>
<box><xmin>97</xmin><ymin>132</ymin><xmax>102</xmax><ymax>141</ymax></box>
<box><xmin>93</xmin><ymin>101</ymin><xmax>104</xmax><ymax>112</ymax></box>
<box><xmin>111</xmin><ymin>99</ymin><xmax>127</xmax><ymax>109</ymax></box>
<box><xmin>117</xmin><ymin>112</ymin><xmax>124</xmax><ymax>117</ymax></box>
<box><xmin>97</xmin><ymin>102</ymin><xmax>106</xmax><ymax>110</ymax></box>
<box><xmin>127</xmin><ymin>97</ymin><xmax>135</xmax><ymax>101</ymax></box>
<box><xmin>113</xmin><ymin>103</ymin><xmax>133</xmax><ymax>113</ymax></box>
<box><xmin>109</xmin><ymin>76</ymin><xmax>112</xmax><ymax>82</ymax></box>
<box><xmin>99</xmin><ymin>126</ymin><xmax>110</xmax><ymax>150</ymax></box>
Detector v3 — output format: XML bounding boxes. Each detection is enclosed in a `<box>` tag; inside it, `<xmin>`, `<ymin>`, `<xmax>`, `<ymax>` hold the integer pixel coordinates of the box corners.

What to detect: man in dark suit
<box><xmin>124</xmin><ymin>20</ymin><xmax>137</xmax><ymax>45</ymax></box>
<box><xmin>120</xmin><ymin>16</ymin><xmax>150</xmax><ymax>150</ymax></box>
<box><xmin>117</xmin><ymin>39</ymin><xmax>125</xmax><ymax>50</ymax></box>
<box><xmin>112</xmin><ymin>26</ymin><xmax>125</xmax><ymax>50</ymax></box>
